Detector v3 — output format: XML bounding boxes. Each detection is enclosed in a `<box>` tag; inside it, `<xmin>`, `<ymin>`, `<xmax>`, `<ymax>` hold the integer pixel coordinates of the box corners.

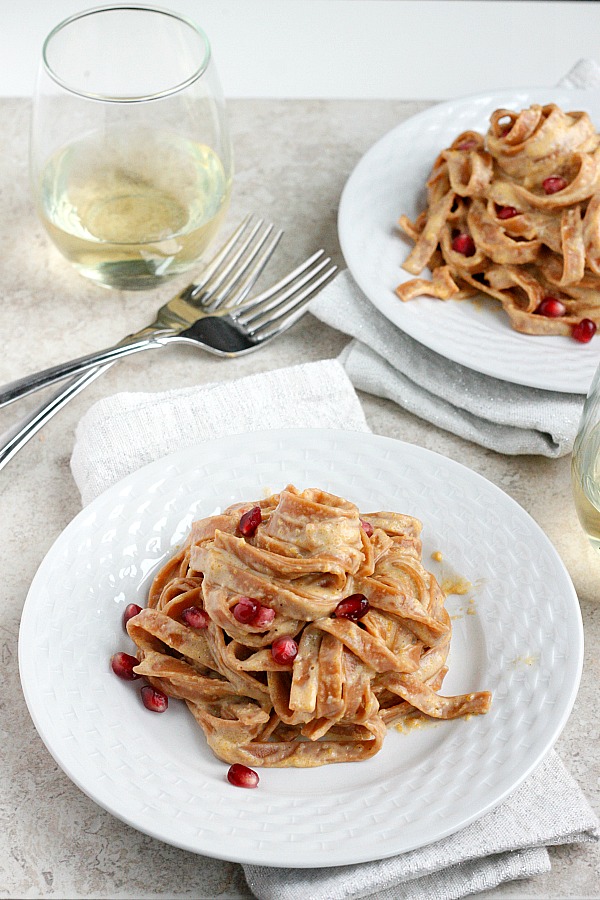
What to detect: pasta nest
<box><xmin>127</xmin><ymin>485</ymin><xmax>491</xmax><ymax>767</ymax></box>
<box><xmin>396</xmin><ymin>103</ymin><xmax>600</xmax><ymax>335</ymax></box>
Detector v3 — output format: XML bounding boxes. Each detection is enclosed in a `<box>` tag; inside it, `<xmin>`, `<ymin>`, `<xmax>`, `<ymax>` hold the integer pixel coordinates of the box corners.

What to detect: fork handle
<box><xmin>0</xmin><ymin>367</ymin><xmax>109</xmax><ymax>472</ymax></box>
<box><xmin>0</xmin><ymin>332</ymin><xmax>172</xmax><ymax>408</ymax></box>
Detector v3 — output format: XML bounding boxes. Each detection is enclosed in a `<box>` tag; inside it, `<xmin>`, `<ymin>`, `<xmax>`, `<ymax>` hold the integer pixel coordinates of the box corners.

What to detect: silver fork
<box><xmin>0</xmin><ymin>215</ymin><xmax>274</xmax><ymax>410</ymax></box>
<box><xmin>0</xmin><ymin>251</ymin><xmax>335</xmax><ymax>404</ymax></box>
<box><xmin>0</xmin><ymin>217</ymin><xmax>336</xmax><ymax>470</ymax></box>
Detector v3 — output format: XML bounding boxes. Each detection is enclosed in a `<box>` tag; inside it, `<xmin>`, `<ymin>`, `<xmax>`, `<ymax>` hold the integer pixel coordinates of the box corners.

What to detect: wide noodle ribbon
<box><xmin>126</xmin><ymin>485</ymin><xmax>491</xmax><ymax>768</ymax></box>
<box><xmin>396</xmin><ymin>103</ymin><xmax>600</xmax><ymax>335</ymax></box>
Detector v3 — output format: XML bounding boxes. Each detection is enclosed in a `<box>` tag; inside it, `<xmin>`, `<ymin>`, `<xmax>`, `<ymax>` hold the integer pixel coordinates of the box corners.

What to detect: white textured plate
<box><xmin>19</xmin><ymin>429</ymin><xmax>582</xmax><ymax>867</ymax></box>
<box><xmin>338</xmin><ymin>87</ymin><xmax>600</xmax><ymax>394</ymax></box>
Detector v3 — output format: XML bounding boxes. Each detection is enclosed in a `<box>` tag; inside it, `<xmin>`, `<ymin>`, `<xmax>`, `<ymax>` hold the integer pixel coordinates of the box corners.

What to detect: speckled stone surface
<box><xmin>0</xmin><ymin>97</ymin><xmax>598</xmax><ymax>899</ymax></box>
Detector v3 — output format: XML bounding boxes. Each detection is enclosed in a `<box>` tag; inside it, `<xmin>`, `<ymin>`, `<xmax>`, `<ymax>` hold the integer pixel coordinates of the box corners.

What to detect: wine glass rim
<box><xmin>42</xmin><ymin>3</ymin><xmax>212</xmax><ymax>102</ymax></box>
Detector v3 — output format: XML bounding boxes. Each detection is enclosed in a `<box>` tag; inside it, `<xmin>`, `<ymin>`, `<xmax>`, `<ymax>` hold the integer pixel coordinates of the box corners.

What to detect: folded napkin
<box><xmin>307</xmin><ymin>59</ymin><xmax>600</xmax><ymax>460</ymax></box>
<box><xmin>559</xmin><ymin>57</ymin><xmax>600</xmax><ymax>89</ymax></box>
<box><xmin>309</xmin><ymin>271</ymin><xmax>584</xmax><ymax>457</ymax></box>
<box><xmin>70</xmin><ymin>359</ymin><xmax>370</xmax><ymax>506</ymax></box>
<box><xmin>70</xmin><ymin>359</ymin><xmax>599</xmax><ymax>900</ymax></box>
<box><xmin>245</xmin><ymin>753</ymin><xmax>599</xmax><ymax>900</ymax></box>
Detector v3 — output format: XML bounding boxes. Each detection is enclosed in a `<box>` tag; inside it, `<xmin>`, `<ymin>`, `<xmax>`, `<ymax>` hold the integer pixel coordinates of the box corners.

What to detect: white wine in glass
<box><xmin>30</xmin><ymin>6</ymin><xmax>233</xmax><ymax>291</ymax></box>
<box><xmin>572</xmin><ymin>362</ymin><xmax>600</xmax><ymax>551</ymax></box>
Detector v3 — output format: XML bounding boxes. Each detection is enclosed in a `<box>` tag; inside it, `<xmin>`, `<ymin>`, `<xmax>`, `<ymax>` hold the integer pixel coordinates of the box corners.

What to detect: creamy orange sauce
<box><xmin>394</xmin><ymin>714</ymin><xmax>435</xmax><ymax>734</ymax></box>
<box><xmin>512</xmin><ymin>654</ymin><xmax>538</xmax><ymax>668</ymax></box>
<box><xmin>441</xmin><ymin>575</ymin><xmax>472</xmax><ymax>595</ymax></box>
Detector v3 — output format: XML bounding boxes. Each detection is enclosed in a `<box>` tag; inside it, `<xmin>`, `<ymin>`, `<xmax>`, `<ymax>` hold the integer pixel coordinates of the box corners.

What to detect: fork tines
<box><xmin>232</xmin><ymin>250</ymin><xmax>337</xmax><ymax>342</ymax></box>
<box><xmin>189</xmin><ymin>216</ymin><xmax>283</xmax><ymax>312</ymax></box>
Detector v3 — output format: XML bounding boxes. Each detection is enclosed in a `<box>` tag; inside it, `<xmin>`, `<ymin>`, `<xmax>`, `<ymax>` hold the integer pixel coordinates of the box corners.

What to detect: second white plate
<box><xmin>338</xmin><ymin>87</ymin><xmax>600</xmax><ymax>394</ymax></box>
<box><xmin>18</xmin><ymin>429</ymin><xmax>583</xmax><ymax>867</ymax></box>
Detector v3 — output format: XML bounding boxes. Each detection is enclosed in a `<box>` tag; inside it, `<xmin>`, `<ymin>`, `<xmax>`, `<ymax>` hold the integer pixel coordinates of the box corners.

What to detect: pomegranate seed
<box><xmin>271</xmin><ymin>635</ymin><xmax>298</xmax><ymax>665</ymax></box>
<box><xmin>233</xmin><ymin>598</ymin><xmax>275</xmax><ymax>628</ymax></box>
<box><xmin>543</xmin><ymin>176</ymin><xmax>567</xmax><ymax>195</ymax></box>
<box><xmin>233</xmin><ymin>597</ymin><xmax>259</xmax><ymax>623</ymax></box>
<box><xmin>333</xmin><ymin>594</ymin><xmax>370</xmax><ymax>621</ymax></box>
<box><xmin>122</xmin><ymin>603</ymin><xmax>142</xmax><ymax>628</ymax></box>
<box><xmin>534</xmin><ymin>296</ymin><xmax>567</xmax><ymax>318</ymax></box>
<box><xmin>360</xmin><ymin>518</ymin><xmax>374</xmax><ymax>537</ymax></box>
<box><xmin>140</xmin><ymin>685</ymin><xmax>168</xmax><ymax>712</ymax></box>
<box><xmin>253</xmin><ymin>605</ymin><xmax>276</xmax><ymax>627</ymax></box>
<box><xmin>227</xmin><ymin>763</ymin><xmax>259</xmax><ymax>788</ymax></box>
<box><xmin>457</xmin><ymin>139</ymin><xmax>477</xmax><ymax>151</ymax></box>
<box><xmin>496</xmin><ymin>205</ymin><xmax>519</xmax><ymax>220</ymax></box>
<box><xmin>572</xmin><ymin>318</ymin><xmax>597</xmax><ymax>343</ymax></box>
<box><xmin>451</xmin><ymin>233</ymin><xmax>476</xmax><ymax>256</ymax></box>
<box><xmin>111</xmin><ymin>652</ymin><xmax>140</xmax><ymax>680</ymax></box>
<box><xmin>239</xmin><ymin>506</ymin><xmax>262</xmax><ymax>537</ymax></box>
<box><xmin>181</xmin><ymin>606</ymin><xmax>210</xmax><ymax>629</ymax></box>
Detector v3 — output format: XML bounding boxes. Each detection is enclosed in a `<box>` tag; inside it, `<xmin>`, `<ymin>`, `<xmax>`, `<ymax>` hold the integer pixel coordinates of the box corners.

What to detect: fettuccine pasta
<box><xmin>126</xmin><ymin>486</ymin><xmax>491</xmax><ymax>767</ymax></box>
<box><xmin>396</xmin><ymin>103</ymin><xmax>600</xmax><ymax>338</ymax></box>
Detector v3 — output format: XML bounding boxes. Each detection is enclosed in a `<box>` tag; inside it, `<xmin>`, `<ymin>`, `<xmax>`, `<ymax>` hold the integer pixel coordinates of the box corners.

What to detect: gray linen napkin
<box><xmin>309</xmin><ymin>270</ymin><xmax>584</xmax><ymax>457</ymax></box>
<box><xmin>245</xmin><ymin>753</ymin><xmax>599</xmax><ymax>900</ymax></box>
<box><xmin>69</xmin><ymin>358</ymin><xmax>599</xmax><ymax>900</ymax></box>
<box><xmin>308</xmin><ymin>59</ymin><xmax>600</xmax><ymax>459</ymax></box>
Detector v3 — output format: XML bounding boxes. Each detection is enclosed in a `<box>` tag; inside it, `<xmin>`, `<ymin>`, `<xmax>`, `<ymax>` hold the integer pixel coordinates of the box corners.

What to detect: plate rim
<box><xmin>338</xmin><ymin>85</ymin><xmax>600</xmax><ymax>394</ymax></box>
<box><xmin>18</xmin><ymin>427</ymin><xmax>584</xmax><ymax>867</ymax></box>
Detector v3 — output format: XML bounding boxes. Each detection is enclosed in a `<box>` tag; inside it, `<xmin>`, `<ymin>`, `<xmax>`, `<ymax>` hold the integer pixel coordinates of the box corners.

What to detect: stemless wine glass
<box><xmin>30</xmin><ymin>5</ymin><xmax>233</xmax><ymax>291</ymax></box>
<box><xmin>571</xmin><ymin>361</ymin><xmax>600</xmax><ymax>551</ymax></box>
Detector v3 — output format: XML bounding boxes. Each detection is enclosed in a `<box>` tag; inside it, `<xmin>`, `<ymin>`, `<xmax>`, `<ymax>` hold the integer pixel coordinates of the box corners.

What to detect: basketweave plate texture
<box><xmin>18</xmin><ymin>429</ymin><xmax>582</xmax><ymax>867</ymax></box>
<box><xmin>338</xmin><ymin>87</ymin><xmax>600</xmax><ymax>394</ymax></box>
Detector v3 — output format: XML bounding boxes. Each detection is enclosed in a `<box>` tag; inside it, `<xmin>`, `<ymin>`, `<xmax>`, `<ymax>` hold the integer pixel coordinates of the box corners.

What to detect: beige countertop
<box><xmin>1</xmin><ymin>97</ymin><xmax>598</xmax><ymax>899</ymax></box>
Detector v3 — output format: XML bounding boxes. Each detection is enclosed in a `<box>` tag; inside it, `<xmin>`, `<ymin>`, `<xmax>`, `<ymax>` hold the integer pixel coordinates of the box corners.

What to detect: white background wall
<box><xmin>2</xmin><ymin>0</ymin><xmax>598</xmax><ymax>100</ymax></box>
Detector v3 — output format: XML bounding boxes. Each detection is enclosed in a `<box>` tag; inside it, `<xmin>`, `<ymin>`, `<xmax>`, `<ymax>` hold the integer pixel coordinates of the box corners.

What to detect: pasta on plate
<box><xmin>396</xmin><ymin>103</ymin><xmax>600</xmax><ymax>337</ymax></box>
<box><xmin>127</xmin><ymin>486</ymin><xmax>491</xmax><ymax>767</ymax></box>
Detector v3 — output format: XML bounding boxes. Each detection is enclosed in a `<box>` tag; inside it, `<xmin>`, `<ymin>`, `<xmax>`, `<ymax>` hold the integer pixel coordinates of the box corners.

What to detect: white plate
<box><xmin>18</xmin><ymin>429</ymin><xmax>582</xmax><ymax>867</ymax></box>
<box><xmin>338</xmin><ymin>87</ymin><xmax>600</xmax><ymax>394</ymax></box>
